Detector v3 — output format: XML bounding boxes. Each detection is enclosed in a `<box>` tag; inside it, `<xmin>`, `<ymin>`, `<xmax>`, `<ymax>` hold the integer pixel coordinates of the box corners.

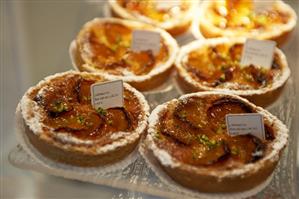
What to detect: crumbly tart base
<box><xmin>175</xmin><ymin>38</ymin><xmax>290</xmax><ymax>107</ymax></box>
<box><xmin>70</xmin><ymin>18</ymin><xmax>179</xmax><ymax>91</ymax></box>
<box><xmin>192</xmin><ymin>0</ymin><xmax>297</xmax><ymax>46</ymax></box>
<box><xmin>144</xmin><ymin>92</ymin><xmax>288</xmax><ymax>193</ymax></box>
<box><xmin>108</xmin><ymin>0</ymin><xmax>199</xmax><ymax>36</ymax></box>
<box><xmin>18</xmin><ymin>71</ymin><xmax>150</xmax><ymax>167</ymax></box>
<box><xmin>16</xmin><ymin>107</ymin><xmax>140</xmax><ymax>167</ymax></box>
<box><xmin>139</xmin><ymin>142</ymin><xmax>274</xmax><ymax>198</ymax></box>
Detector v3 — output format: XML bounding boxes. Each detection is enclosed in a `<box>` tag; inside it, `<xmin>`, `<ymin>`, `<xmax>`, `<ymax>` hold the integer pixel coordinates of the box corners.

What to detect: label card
<box><xmin>156</xmin><ymin>0</ymin><xmax>181</xmax><ymax>10</ymax></box>
<box><xmin>240</xmin><ymin>39</ymin><xmax>276</xmax><ymax>69</ymax></box>
<box><xmin>131</xmin><ymin>30</ymin><xmax>161</xmax><ymax>54</ymax></box>
<box><xmin>226</xmin><ymin>113</ymin><xmax>265</xmax><ymax>140</ymax></box>
<box><xmin>90</xmin><ymin>80</ymin><xmax>123</xmax><ymax>109</ymax></box>
<box><xmin>254</xmin><ymin>0</ymin><xmax>275</xmax><ymax>13</ymax></box>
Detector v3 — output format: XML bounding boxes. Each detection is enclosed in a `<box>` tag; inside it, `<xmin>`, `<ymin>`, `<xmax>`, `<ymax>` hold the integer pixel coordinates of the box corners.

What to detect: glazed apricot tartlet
<box><xmin>144</xmin><ymin>92</ymin><xmax>288</xmax><ymax>193</ymax></box>
<box><xmin>17</xmin><ymin>71</ymin><xmax>149</xmax><ymax>167</ymax></box>
<box><xmin>175</xmin><ymin>38</ymin><xmax>290</xmax><ymax>107</ymax></box>
<box><xmin>70</xmin><ymin>18</ymin><xmax>178</xmax><ymax>91</ymax></box>
<box><xmin>193</xmin><ymin>0</ymin><xmax>297</xmax><ymax>46</ymax></box>
<box><xmin>109</xmin><ymin>0</ymin><xmax>199</xmax><ymax>36</ymax></box>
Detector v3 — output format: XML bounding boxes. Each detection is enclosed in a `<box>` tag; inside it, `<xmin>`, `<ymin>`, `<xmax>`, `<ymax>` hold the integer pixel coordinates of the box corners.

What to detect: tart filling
<box><xmin>19</xmin><ymin>71</ymin><xmax>149</xmax><ymax>156</ymax></box>
<box><xmin>145</xmin><ymin>92</ymin><xmax>288</xmax><ymax>192</ymax></box>
<box><xmin>72</xmin><ymin>18</ymin><xmax>178</xmax><ymax>85</ymax></box>
<box><xmin>194</xmin><ymin>0</ymin><xmax>296</xmax><ymax>41</ymax></box>
<box><xmin>109</xmin><ymin>0</ymin><xmax>198</xmax><ymax>33</ymax></box>
<box><xmin>176</xmin><ymin>38</ymin><xmax>290</xmax><ymax>96</ymax></box>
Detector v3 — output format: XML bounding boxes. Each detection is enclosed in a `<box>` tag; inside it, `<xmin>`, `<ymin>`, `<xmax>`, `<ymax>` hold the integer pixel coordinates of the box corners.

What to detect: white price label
<box><xmin>240</xmin><ymin>39</ymin><xmax>276</xmax><ymax>69</ymax></box>
<box><xmin>90</xmin><ymin>80</ymin><xmax>124</xmax><ymax>109</ymax></box>
<box><xmin>226</xmin><ymin>113</ymin><xmax>265</xmax><ymax>140</ymax></box>
<box><xmin>131</xmin><ymin>30</ymin><xmax>161</xmax><ymax>54</ymax></box>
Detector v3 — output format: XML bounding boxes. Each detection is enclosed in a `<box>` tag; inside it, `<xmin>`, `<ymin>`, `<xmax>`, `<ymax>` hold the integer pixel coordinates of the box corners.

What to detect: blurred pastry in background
<box><xmin>109</xmin><ymin>0</ymin><xmax>199</xmax><ymax>36</ymax></box>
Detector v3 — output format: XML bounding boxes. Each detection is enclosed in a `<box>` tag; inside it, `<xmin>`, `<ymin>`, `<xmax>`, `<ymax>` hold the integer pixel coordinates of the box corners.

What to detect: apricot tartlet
<box><xmin>70</xmin><ymin>18</ymin><xmax>178</xmax><ymax>91</ymax></box>
<box><xmin>17</xmin><ymin>71</ymin><xmax>149</xmax><ymax>167</ymax></box>
<box><xmin>175</xmin><ymin>38</ymin><xmax>290</xmax><ymax>107</ymax></box>
<box><xmin>109</xmin><ymin>0</ymin><xmax>199</xmax><ymax>36</ymax></box>
<box><xmin>144</xmin><ymin>92</ymin><xmax>288</xmax><ymax>193</ymax></box>
<box><xmin>193</xmin><ymin>0</ymin><xmax>297</xmax><ymax>46</ymax></box>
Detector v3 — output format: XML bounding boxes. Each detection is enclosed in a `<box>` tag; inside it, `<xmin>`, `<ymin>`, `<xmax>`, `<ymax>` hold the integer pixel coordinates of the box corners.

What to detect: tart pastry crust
<box><xmin>175</xmin><ymin>38</ymin><xmax>290</xmax><ymax>107</ymax></box>
<box><xmin>144</xmin><ymin>91</ymin><xmax>288</xmax><ymax>193</ymax></box>
<box><xmin>18</xmin><ymin>71</ymin><xmax>149</xmax><ymax>167</ymax></box>
<box><xmin>70</xmin><ymin>18</ymin><xmax>178</xmax><ymax>91</ymax></box>
<box><xmin>192</xmin><ymin>0</ymin><xmax>297</xmax><ymax>46</ymax></box>
<box><xmin>109</xmin><ymin>0</ymin><xmax>199</xmax><ymax>36</ymax></box>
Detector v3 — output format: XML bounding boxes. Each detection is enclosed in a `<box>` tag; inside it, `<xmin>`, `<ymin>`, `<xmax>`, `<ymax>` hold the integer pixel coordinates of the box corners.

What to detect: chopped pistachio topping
<box><xmin>231</xmin><ymin>146</ymin><xmax>240</xmax><ymax>155</ymax></box>
<box><xmin>219</xmin><ymin>74</ymin><xmax>226</xmax><ymax>81</ymax></box>
<box><xmin>77</xmin><ymin>115</ymin><xmax>85</xmax><ymax>124</ymax></box>
<box><xmin>83</xmin><ymin>96</ymin><xmax>91</xmax><ymax>101</ymax></box>
<box><xmin>216</xmin><ymin>123</ymin><xmax>226</xmax><ymax>134</ymax></box>
<box><xmin>197</xmin><ymin>134</ymin><xmax>219</xmax><ymax>149</ymax></box>
<box><xmin>53</xmin><ymin>101</ymin><xmax>68</xmax><ymax>113</ymax></box>
<box><xmin>96</xmin><ymin>107</ymin><xmax>107</xmax><ymax>117</ymax></box>
<box><xmin>178</xmin><ymin>110</ymin><xmax>187</xmax><ymax>119</ymax></box>
<box><xmin>107</xmin><ymin>120</ymin><xmax>113</xmax><ymax>125</ymax></box>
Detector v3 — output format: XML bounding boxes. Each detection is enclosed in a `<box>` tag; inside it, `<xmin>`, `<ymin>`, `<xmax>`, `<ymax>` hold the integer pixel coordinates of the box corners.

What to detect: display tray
<box><xmin>9</xmin><ymin>74</ymin><xmax>297</xmax><ymax>198</ymax></box>
<box><xmin>8</xmin><ymin>3</ymin><xmax>298</xmax><ymax>196</ymax></box>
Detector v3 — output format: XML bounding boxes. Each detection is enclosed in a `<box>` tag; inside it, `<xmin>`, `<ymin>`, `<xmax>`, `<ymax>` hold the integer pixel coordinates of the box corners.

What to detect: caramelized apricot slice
<box><xmin>124</xmin><ymin>50</ymin><xmax>155</xmax><ymax>75</ymax></box>
<box><xmin>103</xmin><ymin>23</ymin><xmax>131</xmax><ymax>45</ymax></box>
<box><xmin>76</xmin><ymin>79</ymin><xmax>95</xmax><ymax>104</ymax></box>
<box><xmin>207</xmin><ymin>98</ymin><xmax>252</xmax><ymax>130</ymax></box>
<box><xmin>104</xmin><ymin>108</ymin><xmax>131</xmax><ymax>132</ymax></box>
<box><xmin>174</xmin><ymin>98</ymin><xmax>207</xmax><ymax>129</ymax></box>
<box><xmin>191</xmin><ymin>140</ymin><xmax>229</xmax><ymax>166</ymax></box>
<box><xmin>34</xmin><ymin>75</ymin><xmax>81</xmax><ymax>116</ymax></box>
<box><xmin>46</xmin><ymin>105</ymin><xmax>102</xmax><ymax>132</ymax></box>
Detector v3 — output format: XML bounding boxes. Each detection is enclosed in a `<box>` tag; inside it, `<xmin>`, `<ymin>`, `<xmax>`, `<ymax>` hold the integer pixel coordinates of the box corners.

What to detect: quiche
<box><xmin>109</xmin><ymin>0</ymin><xmax>199</xmax><ymax>36</ymax></box>
<box><xmin>144</xmin><ymin>92</ymin><xmax>288</xmax><ymax>193</ymax></box>
<box><xmin>175</xmin><ymin>38</ymin><xmax>290</xmax><ymax>107</ymax></box>
<box><xmin>17</xmin><ymin>71</ymin><xmax>149</xmax><ymax>167</ymax></box>
<box><xmin>70</xmin><ymin>18</ymin><xmax>178</xmax><ymax>91</ymax></box>
<box><xmin>193</xmin><ymin>0</ymin><xmax>297</xmax><ymax>46</ymax></box>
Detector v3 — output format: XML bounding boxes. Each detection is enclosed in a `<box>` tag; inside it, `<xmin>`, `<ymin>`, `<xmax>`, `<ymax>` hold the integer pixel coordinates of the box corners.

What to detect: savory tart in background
<box><xmin>70</xmin><ymin>18</ymin><xmax>178</xmax><ymax>91</ymax></box>
<box><xmin>144</xmin><ymin>92</ymin><xmax>288</xmax><ymax>193</ymax></box>
<box><xmin>17</xmin><ymin>71</ymin><xmax>149</xmax><ymax>167</ymax></box>
<box><xmin>193</xmin><ymin>0</ymin><xmax>297</xmax><ymax>46</ymax></box>
<box><xmin>175</xmin><ymin>38</ymin><xmax>290</xmax><ymax>107</ymax></box>
<box><xmin>109</xmin><ymin>0</ymin><xmax>199</xmax><ymax>36</ymax></box>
